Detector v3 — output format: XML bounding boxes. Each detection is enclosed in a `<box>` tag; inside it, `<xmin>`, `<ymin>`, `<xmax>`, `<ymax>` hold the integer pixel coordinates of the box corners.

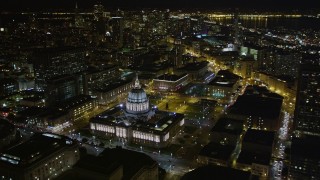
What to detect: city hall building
<box><xmin>90</xmin><ymin>76</ymin><xmax>184</xmax><ymax>148</ymax></box>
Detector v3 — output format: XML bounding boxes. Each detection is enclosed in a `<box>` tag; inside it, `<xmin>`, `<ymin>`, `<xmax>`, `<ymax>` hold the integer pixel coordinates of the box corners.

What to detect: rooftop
<box><xmin>0</xmin><ymin>133</ymin><xmax>76</xmax><ymax>167</ymax></box>
<box><xmin>177</xmin><ymin>61</ymin><xmax>209</xmax><ymax>71</ymax></box>
<box><xmin>211</xmin><ymin>117</ymin><xmax>243</xmax><ymax>135</ymax></box>
<box><xmin>208</xmin><ymin>70</ymin><xmax>240</xmax><ymax>87</ymax></box>
<box><xmin>199</xmin><ymin>142</ymin><xmax>235</xmax><ymax>161</ymax></box>
<box><xmin>228</xmin><ymin>94</ymin><xmax>282</xmax><ymax>119</ymax></box>
<box><xmin>55</xmin><ymin>95</ymin><xmax>95</xmax><ymax>110</ymax></box>
<box><xmin>291</xmin><ymin>135</ymin><xmax>320</xmax><ymax>159</ymax></box>
<box><xmin>182</xmin><ymin>165</ymin><xmax>253</xmax><ymax>180</ymax></box>
<box><xmin>95</xmin><ymin>78</ymin><xmax>132</xmax><ymax>93</ymax></box>
<box><xmin>0</xmin><ymin>118</ymin><xmax>15</xmax><ymax>139</ymax></box>
<box><xmin>73</xmin><ymin>154</ymin><xmax>122</xmax><ymax>176</ymax></box>
<box><xmin>237</xmin><ymin>150</ymin><xmax>271</xmax><ymax>166</ymax></box>
<box><xmin>243</xmin><ymin>129</ymin><xmax>275</xmax><ymax>147</ymax></box>
<box><xmin>99</xmin><ymin>147</ymin><xmax>156</xmax><ymax>180</ymax></box>
<box><xmin>90</xmin><ymin>106</ymin><xmax>184</xmax><ymax>135</ymax></box>
<box><xmin>154</xmin><ymin>73</ymin><xmax>188</xmax><ymax>82</ymax></box>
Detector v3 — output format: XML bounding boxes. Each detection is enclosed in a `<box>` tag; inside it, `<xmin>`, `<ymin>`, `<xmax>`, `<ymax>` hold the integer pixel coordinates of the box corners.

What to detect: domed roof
<box><xmin>127</xmin><ymin>75</ymin><xmax>148</xmax><ymax>103</ymax></box>
<box><xmin>128</xmin><ymin>89</ymin><xmax>148</xmax><ymax>103</ymax></box>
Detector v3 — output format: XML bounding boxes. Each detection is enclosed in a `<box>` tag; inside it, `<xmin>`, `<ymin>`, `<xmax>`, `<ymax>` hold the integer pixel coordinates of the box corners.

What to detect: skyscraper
<box><xmin>110</xmin><ymin>17</ymin><xmax>124</xmax><ymax>48</ymax></box>
<box><xmin>294</xmin><ymin>52</ymin><xmax>320</xmax><ymax>136</ymax></box>
<box><xmin>290</xmin><ymin>52</ymin><xmax>320</xmax><ymax>179</ymax></box>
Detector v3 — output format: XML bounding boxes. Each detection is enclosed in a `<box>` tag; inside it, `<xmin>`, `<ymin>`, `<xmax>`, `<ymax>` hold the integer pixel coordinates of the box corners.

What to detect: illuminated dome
<box><xmin>126</xmin><ymin>75</ymin><xmax>149</xmax><ymax>114</ymax></box>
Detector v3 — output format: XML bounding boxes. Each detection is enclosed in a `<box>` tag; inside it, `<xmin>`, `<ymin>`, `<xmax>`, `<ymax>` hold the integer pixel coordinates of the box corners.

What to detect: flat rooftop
<box><xmin>100</xmin><ymin>147</ymin><xmax>156</xmax><ymax>180</ymax></box>
<box><xmin>55</xmin><ymin>95</ymin><xmax>94</xmax><ymax>110</ymax></box>
<box><xmin>90</xmin><ymin>106</ymin><xmax>184</xmax><ymax>135</ymax></box>
<box><xmin>211</xmin><ymin>117</ymin><xmax>243</xmax><ymax>135</ymax></box>
<box><xmin>208</xmin><ymin>70</ymin><xmax>240</xmax><ymax>87</ymax></box>
<box><xmin>95</xmin><ymin>79</ymin><xmax>132</xmax><ymax>93</ymax></box>
<box><xmin>291</xmin><ymin>135</ymin><xmax>320</xmax><ymax>160</ymax></box>
<box><xmin>244</xmin><ymin>85</ymin><xmax>283</xmax><ymax>99</ymax></box>
<box><xmin>182</xmin><ymin>165</ymin><xmax>253</xmax><ymax>180</ymax></box>
<box><xmin>243</xmin><ymin>129</ymin><xmax>275</xmax><ymax>147</ymax></box>
<box><xmin>228</xmin><ymin>95</ymin><xmax>282</xmax><ymax>119</ymax></box>
<box><xmin>199</xmin><ymin>142</ymin><xmax>235</xmax><ymax>161</ymax></box>
<box><xmin>0</xmin><ymin>133</ymin><xmax>76</xmax><ymax>167</ymax></box>
<box><xmin>155</xmin><ymin>73</ymin><xmax>188</xmax><ymax>82</ymax></box>
<box><xmin>0</xmin><ymin>119</ymin><xmax>15</xmax><ymax>139</ymax></box>
<box><xmin>177</xmin><ymin>61</ymin><xmax>209</xmax><ymax>71</ymax></box>
<box><xmin>237</xmin><ymin>150</ymin><xmax>271</xmax><ymax>166</ymax></box>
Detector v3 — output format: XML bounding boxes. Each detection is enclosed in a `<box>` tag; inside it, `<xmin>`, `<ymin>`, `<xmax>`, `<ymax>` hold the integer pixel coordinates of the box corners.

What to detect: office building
<box><xmin>0</xmin><ymin>133</ymin><xmax>79</xmax><ymax>180</ymax></box>
<box><xmin>294</xmin><ymin>53</ymin><xmax>320</xmax><ymax>136</ymax></box>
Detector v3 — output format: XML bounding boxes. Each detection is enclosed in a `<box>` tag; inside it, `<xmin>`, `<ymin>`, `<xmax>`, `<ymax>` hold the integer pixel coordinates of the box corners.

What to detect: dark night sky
<box><xmin>0</xmin><ymin>0</ymin><xmax>318</xmax><ymax>11</ymax></box>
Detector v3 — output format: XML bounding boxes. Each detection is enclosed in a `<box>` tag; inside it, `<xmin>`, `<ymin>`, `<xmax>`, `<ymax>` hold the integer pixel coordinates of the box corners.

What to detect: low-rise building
<box><xmin>55</xmin><ymin>95</ymin><xmax>98</xmax><ymax>121</ymax></box>
<box><xmin>58</xmin><ymin>147</ymin><xmax>158</xmax><ymax>180</ymax></box>
<box><xmin>0</xmin><ymin>133</ymin><xmax>79</xmax><ymax>180</ymax></box>
<box><xmin>207</xmin><ymin>70</ymin><xmax>241</xmax><ymax>100</ymax></box>
<box><xmin>176</xmin><ymin>61</ymin><xmax>209</xmax><ymax>81</ymax></box>
<box><xmin>235</xmin><ymin>129</ymin><xmax>275</xmax><ymax>177</ymax></box>
<box><xmin>153</xmin><ymin>73</ymin><xmax>189</xmax><ymax>91</ymax></box>
<box><xmin>93</xmin><ymin>79</ymin><xmax>133</xmax><ymax>105</ymax></box>
<box><xmin>227</xmin><ymin>85</ymin><xmax>283</xmax><ymax>131</ymax></box>
<box><xmin>90</xmin><ymin>76</ymin><xmax>184</xmax><ymax>148</ymax></box>
<box><xmin>182</xmin><ymin>165</ymin><xmax>254</xmax><ymax>180</ymax></box>
<box><xmin>198</xmin><ymin>142</ymin><xmax>235</xmax><ymax>167</ymax></box>
<box><xmin>210</xmin><ymin>117</ymin><xmax>244</xmax><ymax>145</ymax></box>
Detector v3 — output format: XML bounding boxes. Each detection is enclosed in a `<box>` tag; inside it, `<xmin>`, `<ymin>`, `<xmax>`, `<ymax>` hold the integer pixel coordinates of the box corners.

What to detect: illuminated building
<box><xmin>234</xmin><ymin>57</ymin><xmax>256</xmax><ymax>78</ymax></box>
<box><xmin>0</xmin><ymin>133</ymin><xmax>79</xmax><ymax>180</ymax></box>
<box><xmin>93</xmin><ymin>78</ymin><xmax>134</xmax><ymax>105</ymax></box>
<box><xmin>74</xmin><ymin>2</ymin><xmax>85</xmax><ymax>28</ymax></box>
<box><xmin>93</xmin><ymin>3</ymin><xmax>104</xmax><ymax>21</ymax></box>
<box><xmin>289</xmin><ymin>136</ymin><xmax>320</xmax><ymax>179</ymax></box>
<box><xmin>0</xmin><ymin>78</ymin><xmax>18</xmax><ymax>96</ymax></box>
<box><xmin>227</xmin><ymin>85</ymin><xmax>283</xmax><ymax>131</ymax></box>
<box><xmin>90</xmin><ymin>75</ymin><xmax>184</xmax><ymax>148</ymax></box>
<box><xmin>125</xmin><ymin>76</ymin><xmax>150</xmax><ymax>115</ymax></box>
<box><xmin>153</xmin><ymin>73</ymin><xmax>189</xmax><ymax>91</ymax></box>
<box><xmin>55</xmin><ymin>95</ymin><xmax>97</xmax><ymax>122</ymax></box>
<box><xmin>83</xmin><ymin>65</ymin><xmax>119</xmax><ymax>96</ymax></box>
<box><xmin>110</xmin><ymin>17</ymin><xmax>124</xmax><ymax>48</ymax></box>
<box><xmin>207</xmin><ymin>70</ymin><xmax>241</xmax><ymax>100</ymax></box>
<box><xmin>236</xmin><ymin>129</ymin><xmax>275</xmax><ymax>177</ymax></box>
<box><xmin>253</xmin><ymin>72</ymin><xmax>297</xmax><ymax>99</ymax></box>
<box><xmin>290</xmin><ymin>53</ymin><xmax>320</xmax><ymax>180</ymax></box>
<box><xmin>172</xmin><ymin>37</ymin><xmax>184</xmax><ymax>67</ymax></box>
<box><xmin>294</xmin><ymin>53</ymin><xmax>320</xmax><ymax>136</ymax></box>
<box><xmin>46</xmin><ymin>75</ymin><xmax>83</xmax><ymax>106</ymax></box>
<box><xmin>32</xmin><ymin>47</ymin><xmax>86</xmax><ymax>91</ymax></box>
<box><xmin>176</xmin><ymin>61</ymin><xmax>209</xmax><ymax>81</ymax></box>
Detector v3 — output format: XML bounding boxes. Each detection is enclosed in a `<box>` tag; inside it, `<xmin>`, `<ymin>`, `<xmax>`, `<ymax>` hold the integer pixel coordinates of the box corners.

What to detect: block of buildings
<box><xmin>0</xmin><ymin>133</ymin><xmax>79</xmax><ymax>180</ymax></box>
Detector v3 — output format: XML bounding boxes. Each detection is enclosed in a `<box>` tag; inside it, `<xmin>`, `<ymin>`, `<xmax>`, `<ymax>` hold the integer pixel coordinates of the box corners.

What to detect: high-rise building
<box><xmin>93</xmin><ymin>3</ymin><xmax>104</xmax><ymax>21</ymax></box>
<box><xmin>32</xmin><ymin>47</ymin><xmax>87</xmax><ymax>91</ymax></box>
<box><xmin>110</xmin><ymin>17</ymin><xmax>124</xmax><ymax>48</ymax></box>
<box><xmin>289</xmin><ymin>135</ymin><xmax>320</xmax><ymax>179</ymax></box>
<box><xmin>294</xmin><ymin>53</ymin><xmax>320</xmax><ymax>136</ymax></box>
<box><xmin>74</xmin><ymin>2</ymin><xmax>85</xmax><ymax>28</ymax></box>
